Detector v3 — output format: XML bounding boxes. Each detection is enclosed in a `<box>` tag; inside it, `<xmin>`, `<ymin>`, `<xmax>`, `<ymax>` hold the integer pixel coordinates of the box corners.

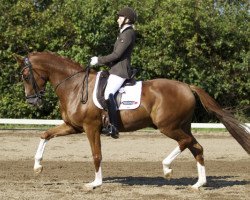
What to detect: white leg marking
<box><xmin>34</xmin><ymin>139</ymin><xmax>48</xmax><ymax>173</ymax></box>
<box><xmin>85</xmin><ymin>166</ymin><xmax>103</xmax><ymax>190</ymax></box>
<box><xmin>162</xmin><ymin>146</ymin><xmax>181</xmax><ymax>178</ymax></box>
<box><xmin>191</xmin><ymin>162</ymin><xmax>207</xmax><ymax>189</ymax></box>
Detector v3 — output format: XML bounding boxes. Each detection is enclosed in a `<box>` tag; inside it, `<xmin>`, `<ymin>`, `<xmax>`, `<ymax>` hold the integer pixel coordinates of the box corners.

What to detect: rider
<box><xmin>90</xmin><ymin>7</ymin><xmax>137</xmax><ymax>139</ymax></box>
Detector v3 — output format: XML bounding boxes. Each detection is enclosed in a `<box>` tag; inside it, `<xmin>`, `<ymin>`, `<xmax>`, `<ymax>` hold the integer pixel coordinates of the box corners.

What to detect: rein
<box><xmin>54</xmin><ymin>70</ymin><xmax>84</xmax><ymax>91</ymax></box>
<box><xmin>54</xmin><ymin>65</ymin><xmax>90</xmax><ymax>104</ymax></box>
<box><xmin>81</xmin><ymin>66</ymin><xmax>90</xmax><ymax>104</ymax></box>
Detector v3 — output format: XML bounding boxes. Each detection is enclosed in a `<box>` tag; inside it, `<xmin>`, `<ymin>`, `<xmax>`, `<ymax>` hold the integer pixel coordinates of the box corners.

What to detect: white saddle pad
<box><xmin>93</xmin><ymin>71</ymin><xmax>142</xmax><ymax>110</ymax></box>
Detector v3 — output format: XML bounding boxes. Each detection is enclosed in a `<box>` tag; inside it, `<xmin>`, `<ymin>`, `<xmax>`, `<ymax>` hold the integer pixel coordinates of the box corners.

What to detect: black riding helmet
<box><xmin>117</xmin><ymin>7</ymin><xmax>137</xmax><ymax>24</ymax></box>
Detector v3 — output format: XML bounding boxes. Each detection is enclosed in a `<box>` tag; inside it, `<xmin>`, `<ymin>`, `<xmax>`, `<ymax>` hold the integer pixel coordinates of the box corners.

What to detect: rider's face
<box><xmin>117</xmin><ymin>16</ymin><xmax>126</xmax><ymax>28</ymax></box>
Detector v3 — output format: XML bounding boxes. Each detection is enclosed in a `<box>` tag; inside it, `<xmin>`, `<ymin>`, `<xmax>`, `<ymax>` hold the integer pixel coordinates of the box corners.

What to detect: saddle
<box><xmin>93</xmin><ymin>70</ymin><xmax>142</xmax><ymax>135</ymax></box>
<box><xmin>96</xmin><ymin>69</ymin><xmax>137</xmax><ymax>110</ymax></box>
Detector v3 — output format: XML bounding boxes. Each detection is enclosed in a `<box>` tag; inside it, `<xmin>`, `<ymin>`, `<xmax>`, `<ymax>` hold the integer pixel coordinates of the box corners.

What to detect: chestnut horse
<box><xmin>15</xmin><ymin>52</ymin><xmax>249</xmax><ymax>190</ymax></box>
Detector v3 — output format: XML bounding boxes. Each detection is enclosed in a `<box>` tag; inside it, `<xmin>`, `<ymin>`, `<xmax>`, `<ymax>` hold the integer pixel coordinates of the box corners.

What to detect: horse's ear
<box><xmin>13</xmin><ymin>53</ymin><xmax>24</xmax><ymax>66</ymax></box>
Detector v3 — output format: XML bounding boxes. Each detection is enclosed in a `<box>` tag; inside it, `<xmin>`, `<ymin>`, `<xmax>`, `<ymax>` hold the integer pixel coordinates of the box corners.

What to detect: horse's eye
<box><xmin>20</xmin><ymin>67</ymin><xmax>30</xmax><ymax>82</ymax></box>
<box><xmin>22</xmin><ymin>74</ymin><xmax>30</xmax><ymax>82</ymax></box>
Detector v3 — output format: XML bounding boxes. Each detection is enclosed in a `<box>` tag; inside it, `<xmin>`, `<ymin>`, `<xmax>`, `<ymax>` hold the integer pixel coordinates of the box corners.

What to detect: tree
<box><xmin>0</xmin><ymin>0</ymin><xmax>249</xmax><ymax>121</ymax></box>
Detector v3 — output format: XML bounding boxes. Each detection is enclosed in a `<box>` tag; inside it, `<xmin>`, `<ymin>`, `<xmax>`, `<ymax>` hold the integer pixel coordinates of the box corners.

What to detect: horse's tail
<box><xmin>189</xmin><ymin>85</ymin><xmax>250</xmax><ymax>154</ymax></box>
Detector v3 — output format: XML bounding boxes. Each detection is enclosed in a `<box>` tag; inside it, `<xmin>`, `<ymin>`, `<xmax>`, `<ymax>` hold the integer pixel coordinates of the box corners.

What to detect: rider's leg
<box><xmin>104</xmin><ymin>74</ymin><xmax>126</xmax><ymax>100</ymax></box>
<box><xmin>106</xmin><ymin>93</ymin><xmax>119</xmax><ymax>138</ymax></box>
<box><xmin>104</xmin><ymin>74</ymin><xmax>125</xmax><ymax>138</ymax></box>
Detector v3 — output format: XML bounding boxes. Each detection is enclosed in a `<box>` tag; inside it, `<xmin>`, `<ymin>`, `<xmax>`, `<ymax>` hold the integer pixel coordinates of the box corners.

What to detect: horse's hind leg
<box><xmin>162</xmin><ymin>146</ymin><xmax>181</xmax><ymax>178</ymax></box>
<box><xmin>188</xmin><ymin>138</ymin><xmax>207</xmax><ymax>189</ymax></box>
<box><xmin>161</xmin><ymin>128</ymin><xmax>190</xmax><ymax>178</ymax></box>
<box><xmin>181</xmin><ymin>123</ymin><xmax>207</xmax><ymax>189</ymax></box>
<box><xmin>160</xmin><ymin>127</ymin><xmax>206</xmax><ymax>189</ymax></box>
<box><xmin>34</xmin><ymin>123</ymin><xmax>79</xmax><ymax>174</ymax></box>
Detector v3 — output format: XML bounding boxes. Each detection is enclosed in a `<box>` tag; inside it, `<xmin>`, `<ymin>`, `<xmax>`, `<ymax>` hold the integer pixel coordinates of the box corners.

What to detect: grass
<box><xmin>0</xmin><ymin>124</ymin><xmax>227</xmax><ymax>133</ymax></box>
<box><xmin>0</xmin><ymin>124</ymin><xmax>55</xmax><ymax>130</ymax></box>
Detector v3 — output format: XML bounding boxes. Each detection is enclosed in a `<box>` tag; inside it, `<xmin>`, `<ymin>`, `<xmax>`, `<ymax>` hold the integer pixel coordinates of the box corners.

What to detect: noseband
<box><xmin>21</xmin><ymin>57</ymin><xmax>46</xmax><ymax>101</ymax></box>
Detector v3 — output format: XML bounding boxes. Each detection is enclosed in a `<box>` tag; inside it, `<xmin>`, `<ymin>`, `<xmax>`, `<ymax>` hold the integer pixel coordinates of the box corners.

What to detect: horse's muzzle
<box><xmin>26</xmin><ymin>96</ymin><xmax>43</xmax><ymax>107</ymax></box>
<box><xmin>26</xmin><ymin>91</ymin><xmax>44</xmax><ymax>107</ymax></box>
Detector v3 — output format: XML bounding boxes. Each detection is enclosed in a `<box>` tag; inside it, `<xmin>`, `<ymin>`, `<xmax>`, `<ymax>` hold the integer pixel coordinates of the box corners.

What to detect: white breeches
<box><xmin>104</xmin><ymin>74</ymin><xmax>126</xmax><ymax>100</ymax></box>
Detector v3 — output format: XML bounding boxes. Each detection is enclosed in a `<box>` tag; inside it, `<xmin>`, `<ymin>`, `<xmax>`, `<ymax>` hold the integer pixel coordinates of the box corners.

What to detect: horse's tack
<box><xmin>53</xmin><ymin>66</ymin><xmax>90</xmax><ymax>104</ymax></box>
<box><xmin>95</xmin><ymin>70</ymin><xmax>109</xmax><ymax>109</ymax></box>
<box><xmin>54</xmin><ymin>70</ymin><xmax>84</xmax><ymax>91</ymax></box>
<box><xmin>93</xmin><ymin>71</ymin><xmax>142</xmax><ymax>110</ymax></box>
<box><xmin>21</xmin><ymin>57</ymin><xmax>45</xmax><ymax>101</ymax></box>
<box><xmin>81</xmin><ymin>66</ymin><xmax>90</xmax><ymax>104</ymax></box>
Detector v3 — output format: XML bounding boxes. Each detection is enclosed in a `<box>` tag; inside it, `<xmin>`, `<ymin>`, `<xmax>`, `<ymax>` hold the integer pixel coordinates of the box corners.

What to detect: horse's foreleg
<box><xmin>84</xmin><ymin>125</ymin><xmax>103</xmax><ymax>190</ymax></box>
<box><xmin>34</xmin><ymin>138</ymin><xmax>48</xmax><ymax>173</ymax></box>
<box><xmin>33</xmin><ymin>123</ymin><xmax>79</xmax><ymax>174</ymax></box>
<box><xmin>85</xmin><ymin>165</ymin><xmax>103</xmax><ymax>190</ymax></box>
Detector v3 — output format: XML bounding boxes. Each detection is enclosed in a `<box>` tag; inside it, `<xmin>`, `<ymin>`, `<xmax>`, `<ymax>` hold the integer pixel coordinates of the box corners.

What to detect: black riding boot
<box><xmin>105</xmin><ymin>94</ymin><xmax>119</xmax><ymax>139</ymax></box>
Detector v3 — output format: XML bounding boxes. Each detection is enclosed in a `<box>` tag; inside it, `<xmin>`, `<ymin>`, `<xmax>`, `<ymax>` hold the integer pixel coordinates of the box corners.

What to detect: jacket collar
<box><xmin>120</xmin><ymin>24</ymin><xmax>132</xmax><ymax>33</ymax></box>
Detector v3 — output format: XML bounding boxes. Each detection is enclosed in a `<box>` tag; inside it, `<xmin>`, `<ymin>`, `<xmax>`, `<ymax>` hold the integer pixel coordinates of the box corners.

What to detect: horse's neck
<box><xmin>45</xmin><ymin>60</ymin><xmax>83</xmax><ymax>90</ymax></box>
<box><xmin>54</xmin><ymin>70</ymin><xmax>96</xmax><ymax>107</ymax></box>
<box><xmin>49</xmin><ymin>67</ymin><xmax>76</xmax><ymax>86</ymax></box>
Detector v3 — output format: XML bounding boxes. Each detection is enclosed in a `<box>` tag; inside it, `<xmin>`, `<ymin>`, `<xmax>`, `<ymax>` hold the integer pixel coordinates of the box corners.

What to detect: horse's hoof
<box><xmin>84</xmin><ymin>184</ymin><xmax>95</xmax><ymax>191</ymax></box>
<box><xmin>191</xmin><ymin>180</ymin><xmax>207</xmax><ymax>190</ymax></box>
<box><xmin>34</xmin><ymin>166</ymin><xmax>43</xmax><ymax>174</ymax></box>
<box><xmin>190</xmin><ymin>185</ymin><xmax>200</xmax><ymax>191</ymax></box>
<box><xmin>163</xmin><ymin>168</ymin><xmax>173</xmax><ymax>179</ymax></box>
<box><xmin>84</xmin><ymin>182</ymin><xmax>102</xmax><ymax>191</ymax></box>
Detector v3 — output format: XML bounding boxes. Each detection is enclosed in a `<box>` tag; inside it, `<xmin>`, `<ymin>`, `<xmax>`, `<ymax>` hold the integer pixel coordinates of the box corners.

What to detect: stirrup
<box><xmin>101</xmin><ymin>126</ymin><xmax>110</xmax><ymax>135</ymax></box>
<box><xmin>101</xmin><ymin>124</ymin><xmax>119</xmax><ymax>139</ymax></box>
<box><xmin>108</xmin><ymin>125</ymin><xmax>119</xmax><ymax>139</ymax></box>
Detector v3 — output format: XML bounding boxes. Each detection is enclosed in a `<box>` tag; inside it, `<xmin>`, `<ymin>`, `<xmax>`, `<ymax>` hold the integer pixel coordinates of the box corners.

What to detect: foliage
<box><xmin>0</xmin><ymin>0</ymin><xmax>249</xmax><ymax>122</ymax></box>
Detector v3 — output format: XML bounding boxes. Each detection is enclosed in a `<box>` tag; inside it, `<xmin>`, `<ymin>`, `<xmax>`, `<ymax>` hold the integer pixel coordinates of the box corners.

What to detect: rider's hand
<box><xmin>90</xmin><ymin>56</ymin><xmax>98</xmax><ymax>66</ymax></box>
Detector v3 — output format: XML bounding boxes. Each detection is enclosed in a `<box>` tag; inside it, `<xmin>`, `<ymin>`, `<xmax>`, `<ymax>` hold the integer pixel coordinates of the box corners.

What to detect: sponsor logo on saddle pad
<box><xmin>93</xmin><ymin>71</ymin><xmax>142</xmax><ymax>110</ymax></box>
<box><xmin>121</xmin><ymin>101</ymin><xmax>138</xmax><ymax>105</ymax></box>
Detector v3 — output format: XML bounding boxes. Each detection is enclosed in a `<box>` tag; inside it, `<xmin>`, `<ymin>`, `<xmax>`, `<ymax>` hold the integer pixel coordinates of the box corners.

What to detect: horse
<box><xmin>15</xmin><ymin>51</ymin><xmax>250</xmax><ymax>190</ymax></box>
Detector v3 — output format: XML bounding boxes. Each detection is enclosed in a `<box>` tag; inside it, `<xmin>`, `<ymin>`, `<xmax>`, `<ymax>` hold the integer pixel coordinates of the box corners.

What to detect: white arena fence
<box><xmin>0</xmin><ymin>118</ymin><xmax>249</xmax><ymax>130</ymax></box>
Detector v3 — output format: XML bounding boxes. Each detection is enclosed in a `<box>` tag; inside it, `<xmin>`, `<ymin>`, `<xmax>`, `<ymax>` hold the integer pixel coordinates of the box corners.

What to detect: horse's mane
<box><xmin>28</xmin><ymin>51</ymin><xmax>85</xmax><ymax>69</ymax></box>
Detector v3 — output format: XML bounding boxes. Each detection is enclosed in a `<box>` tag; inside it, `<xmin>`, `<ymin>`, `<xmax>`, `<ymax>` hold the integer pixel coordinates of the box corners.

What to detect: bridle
<box><xmin>21</xmin><ymin>57</ymin><xmax>91</xmax><ymax>105</ymax></box>
<box><xmin>21</xmin><ymin>57</ymin><xmax>46</xmax><ymax>101</ymax></box>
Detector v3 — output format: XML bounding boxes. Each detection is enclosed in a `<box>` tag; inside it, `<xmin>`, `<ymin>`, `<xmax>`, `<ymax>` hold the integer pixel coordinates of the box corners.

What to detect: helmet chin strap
<box><xmin>119</xmin><ymin>17</ymin><xmax>128</xmax><ymax>30</ymax></box>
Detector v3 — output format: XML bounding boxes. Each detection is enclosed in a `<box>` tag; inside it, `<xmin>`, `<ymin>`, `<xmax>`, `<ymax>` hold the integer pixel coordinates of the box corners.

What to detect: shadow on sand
<box><xmin>103</xmin><ymin>176</ymin><xmax>249</xmax><ymax>189</ymax></box>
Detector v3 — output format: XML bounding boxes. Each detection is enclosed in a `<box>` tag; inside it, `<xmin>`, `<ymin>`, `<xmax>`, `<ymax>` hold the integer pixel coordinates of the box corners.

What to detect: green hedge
<box><xmin>0</xmin><ymin>0</ymin><xmax>249</xmax><ymax>122</ymax></box>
